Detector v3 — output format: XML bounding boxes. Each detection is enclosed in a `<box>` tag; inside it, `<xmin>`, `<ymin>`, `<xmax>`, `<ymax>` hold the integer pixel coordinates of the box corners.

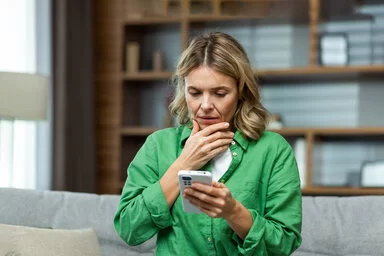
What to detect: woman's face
<box><xmin>185</xmin><ymin>65</ymin><xmax>238</xmax><ymax>130</ymax></box>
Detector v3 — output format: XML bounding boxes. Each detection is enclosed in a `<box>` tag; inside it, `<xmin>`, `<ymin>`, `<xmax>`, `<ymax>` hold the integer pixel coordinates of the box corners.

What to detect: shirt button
<box><xmin>232</xmin><ymin>152</ymin><xmax>237</xmax><ymax>157</ymax></box>
<box><xmin>207</xmin><ymin>237</ymin><xmax>212</xmax><ymax>242</ymax></box>
<box><xmin>231</xmin><ymin>141</ymin><xmax>235</xmax><ymax>145</ymax></box>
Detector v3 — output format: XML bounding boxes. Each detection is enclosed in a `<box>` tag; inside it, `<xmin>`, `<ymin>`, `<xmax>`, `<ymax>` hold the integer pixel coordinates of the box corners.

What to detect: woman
<box><xmin>114</xmin><ymin>32</ymin><xmax>302</xmax><ymax>255</ymax></box>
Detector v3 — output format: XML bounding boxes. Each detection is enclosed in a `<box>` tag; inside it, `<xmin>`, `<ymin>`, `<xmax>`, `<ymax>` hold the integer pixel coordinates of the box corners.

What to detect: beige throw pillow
<box><xmin>0</xmin><ymin>224</ymin><xmax>101</xmax><ymax>256</ymax></box>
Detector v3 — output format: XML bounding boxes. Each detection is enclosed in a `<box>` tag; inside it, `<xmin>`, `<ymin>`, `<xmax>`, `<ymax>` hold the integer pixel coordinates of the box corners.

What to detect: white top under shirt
<box><xmin>211</xmin><ymin>148</ymin><xmax>232</xmax><ymax>182</ymax></box>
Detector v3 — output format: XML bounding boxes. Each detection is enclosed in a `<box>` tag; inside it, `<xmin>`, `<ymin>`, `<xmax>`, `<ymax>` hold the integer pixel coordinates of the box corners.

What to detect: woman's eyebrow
<box><xmin>213</xmin><ymin>86</ymin><xmax>230</xmax><ymax>90</ymax></box>
<box><xmin>186</xmin><ymin>85</ymin><xmax>231</xmax><ymax>90</ymax></box>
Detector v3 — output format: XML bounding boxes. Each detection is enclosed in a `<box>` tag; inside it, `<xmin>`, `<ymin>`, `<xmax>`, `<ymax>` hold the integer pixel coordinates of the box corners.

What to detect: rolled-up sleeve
<box><xmin>114</xmin><ymin>135</ymin><xmax>173</xmax><ymax>246</ymax></box>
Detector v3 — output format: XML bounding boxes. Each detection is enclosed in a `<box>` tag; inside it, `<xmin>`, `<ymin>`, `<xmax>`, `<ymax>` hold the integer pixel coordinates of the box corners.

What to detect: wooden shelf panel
<box><xmin>312</xmin><ymin>127</ymin><xmax>384</xmax><ymax>136</ymax></box>
<box><xmin>271</xmin><ymin>127</ymin><xmax>384</xmax><ymax>136</ymax></box>
<box><xmin>302</xmin><ymin>187</ymin><xmax>384</xmax><ymax>196</ymax></box>
<box><xmin>268</xmin><ymin>128</ymin><xmax>309</xmax><ymax>136</ymax></box>
<box><xmin>219</xmin><ymin>0</ymin><xmax>287</xmax><ymax>2</ymax></box>
<box><xmin>122</xmin><ymin>65</ymin><xmax>384</xmax><ymax>81</ymax></box>
<box><xmin>188</xmin><ymin>15</ymin><xmax>266</xmax><ymax>22</ymax></box>
<box><xmin>122</xmin><ymin>71</ymin><xmax>173</xmax><ymax>81</ymax></box>
<box><xmin>122</xmin><ymin>127</ymin><xmax>384</xmax><ymax>137</ymax></box>
<box><xmin>115</xmin><ymin>185</ymin><xmax>384</xmax><ymax>196</ymax></box>
<box><xmin>257</xmin><ymin>65</ymin><xmax>384</xmax><ymax>78</ymax></box>
<box><xmin>124</xmin><ymin>17</ymin><xmax>181</xmax><ymax>25</ymax></box>
<box><xmin>121</xmin><ymin>126</ymin><xmax>158</xmax><ymax>136</ymax></box>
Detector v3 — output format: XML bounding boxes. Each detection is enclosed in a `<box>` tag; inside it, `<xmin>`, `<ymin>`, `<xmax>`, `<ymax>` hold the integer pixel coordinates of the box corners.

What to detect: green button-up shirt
<box><xmin>114</xmin><ymin>125</ymin><xmax>302</xmax><ymax>255</ymax></box>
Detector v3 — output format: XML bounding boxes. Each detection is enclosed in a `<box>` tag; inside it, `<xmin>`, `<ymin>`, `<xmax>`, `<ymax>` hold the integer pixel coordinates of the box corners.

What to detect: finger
<box><xmin>192</xmin><ymin>182</ymin><xmax>226</xmax><ymax>198</ymax></box>
<box><xmin>203</xmin><ymin>138</ymin><xmax>232</xmax><ymax>150</ymax></box>
<box><xmin>185</xmin><ymin>193</ymin><xmax>225</xmax><ymax>218</ymax></box>
<box><xmin>205</xmin><ymin>131</ymin><xmax>234</xmax><ymax>144</ymax></box>
<box><xmin>202</xmin><ymin>140</ymin><xmax>232</xmax><ymax>156</ymax></box>
<box><xmin>200</xmin><ymin>207</ymin><xmax>222</xmax><ymax>218</ymax></box>
<box><xmin>190</xmin><ymin>183</ymin><xmax>214</xmax><ymax>193</ymax></box>
<box><xmin>191</xmin><ymin>119</ymin><xmax>200</xmax><ymax>135</ymax></box>
<box><xmin>200</xmin><ymin>146</ymin><xmax>229</xmax><ymax>162</ymax></box>
<box><xmin>185</xmin><ymin>195</ymin><xmax>214</xmax><ymax>213</ymax></box>
<box><xmin>199</xmin><ymin>122</ymin><xmax>230</xmax><ymax>136</ymax></box>
<box><xmin>213</xmin><ymin>181</ymin><xmax>226</xmax><ymax>188</ymax></box>
<box><xmin>184</xmin><ymin>190</ymin><xmax>220</xmax><ymax>209</ymax></box>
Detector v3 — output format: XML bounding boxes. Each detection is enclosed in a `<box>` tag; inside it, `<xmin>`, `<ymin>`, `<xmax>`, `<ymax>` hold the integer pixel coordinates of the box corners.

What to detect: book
<box><xmin>294</xmin><ymin>138</ymin><xmax>307</xmax><ymax>188</ymax></box>
<box><xmin>125</xmin><ymin>42</ymin><xmax>140</xmax><ymax>73</ymax></box>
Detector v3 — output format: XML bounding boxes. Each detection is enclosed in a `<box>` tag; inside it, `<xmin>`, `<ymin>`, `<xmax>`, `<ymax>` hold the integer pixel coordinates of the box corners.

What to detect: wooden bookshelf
<box><xmin>188</xmin><ymin>15</ymin><xmax>267</xmax><ymax>22</ymax></box>
<box><xmin>124</xmin><ymin>17</ymin><xmax>181</xmax><ymax>25</ymax></box>
<box><xmin>122</xmin><ymin>65</ymin><xmax>384</xmax><ymax>82</ymax></box>
<box><xmin>122</xmin><ymin>71</ymin><xmax>173</xmax><ymax>81</ymax></box>
<box><xmin>270</xmin><ymin>127</ymin><xmax>384</xmax><ymax>136</ymax></box>
<box><xmin>95</xmin><ymin>0</ymin><xmax>384</xmax><ymax>195</ymax></box>
<box><xmin>120</xmin><ymin>126</ymin><xmax>158</xmax><ymax>136</ymax></box>
<box><xmin>121</xmin><ymin>127</ymin><xmax>384</xmax><ymax>137</ymax></box>
<box><xmin>302</xmin><ymin>187</ymin><xmax>384</xmax><ymax>196</ymax></box>
<box><xmin>257</xmin><ymin>65</ymin><xmax>384</xmax><ymax>77</ymax></box>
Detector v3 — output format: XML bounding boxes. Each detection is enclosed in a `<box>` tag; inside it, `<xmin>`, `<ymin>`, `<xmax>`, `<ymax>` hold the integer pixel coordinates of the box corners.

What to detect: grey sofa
<box><xmin>0</xmin><ymin>187</ymin><xmax>383</xmax><ymax>256</ymax></box>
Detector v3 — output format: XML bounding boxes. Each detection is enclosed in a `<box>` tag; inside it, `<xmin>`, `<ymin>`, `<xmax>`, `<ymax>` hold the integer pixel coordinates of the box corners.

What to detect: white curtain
<box><xmin>0</xmin><ymin>0</ymin><xmax>42</xmax><ymax>189</ymax></box>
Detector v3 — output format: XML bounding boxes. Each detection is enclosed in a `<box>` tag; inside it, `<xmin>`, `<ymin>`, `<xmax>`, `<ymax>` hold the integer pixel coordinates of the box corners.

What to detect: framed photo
<box><xmin>360</xmin><ymin>160</ymin><xmax>384</xmax><ymax>187</ymax></box>
<box><xmin>319</xmin><ymin>33</ymin><xmax>349</xmax><ymax>66</ymax></box>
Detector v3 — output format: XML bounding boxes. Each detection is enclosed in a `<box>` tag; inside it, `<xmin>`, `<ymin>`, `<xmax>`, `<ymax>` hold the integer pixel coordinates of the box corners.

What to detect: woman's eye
<box><xmin>189</xmin><ymin>91</ymin><xmax>200</xmax><ymax>96</ymax></box>
<box><xmin>215</xmin><ymin>92</ymin><xmax>227</xmax><ymax>97</ymax></box>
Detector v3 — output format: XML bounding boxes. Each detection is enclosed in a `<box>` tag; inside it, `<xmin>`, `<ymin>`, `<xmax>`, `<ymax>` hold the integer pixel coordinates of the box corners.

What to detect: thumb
<box><xmin>191</xmin><ymin>119</ymin><xmax>200</xmax><ymax>135</ymax></box>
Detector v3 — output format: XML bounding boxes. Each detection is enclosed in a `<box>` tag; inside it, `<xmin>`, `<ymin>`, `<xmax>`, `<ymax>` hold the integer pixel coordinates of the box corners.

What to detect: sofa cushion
<box><xmin>0</xmin><ymin>224</ymin><xmax>101</xmax><ymax>256</ymax></box>
<box><xmin>294</xmin><ymin>196</ymin><xmax>384</xmax><ymax>256</ymax></box>
<box><xmin>0</xmin><ymin>187</ymin><xmax>156</xmax><ymax>256</ymax></box>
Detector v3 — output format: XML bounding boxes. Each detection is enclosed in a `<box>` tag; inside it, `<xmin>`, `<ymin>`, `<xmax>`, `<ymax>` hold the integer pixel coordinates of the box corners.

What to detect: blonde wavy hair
<box><xmin>169</xmin><ymin>32</ymin><xmax>268</xmax><ymax>140</ymax></box>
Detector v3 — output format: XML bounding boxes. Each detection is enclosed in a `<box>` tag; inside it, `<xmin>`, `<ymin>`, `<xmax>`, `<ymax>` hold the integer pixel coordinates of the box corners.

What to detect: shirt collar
<box><xmin>233</xmin><ymin>130</ymin><xmax>249</xmax><ymax>150</ymax></box>
<box><xmin>179</xmin><ymin>125</ymin><xmax>249</xmax><ymax>150</ymax></box>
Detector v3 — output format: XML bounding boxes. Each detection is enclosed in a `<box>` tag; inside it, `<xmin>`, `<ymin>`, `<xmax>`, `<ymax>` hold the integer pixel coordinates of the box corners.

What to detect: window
<box><xmin>0</xmin><ymin>0</ymin><xmax>50</xmax><ymax>189</ymax></box>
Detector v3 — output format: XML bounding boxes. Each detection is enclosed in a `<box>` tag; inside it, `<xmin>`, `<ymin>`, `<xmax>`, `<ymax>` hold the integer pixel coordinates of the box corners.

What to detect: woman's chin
<box><xmin>198</xmin><ymin>120</ymin><xmax>220</xmax><ymax>129</ymax></box>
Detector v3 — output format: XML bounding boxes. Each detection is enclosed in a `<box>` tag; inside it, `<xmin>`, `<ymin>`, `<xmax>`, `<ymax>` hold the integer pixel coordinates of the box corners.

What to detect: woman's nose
<box><xmin>201</xmin><ymin>95</ymin><xmax>213</xmax><ymax>110</ymax></box>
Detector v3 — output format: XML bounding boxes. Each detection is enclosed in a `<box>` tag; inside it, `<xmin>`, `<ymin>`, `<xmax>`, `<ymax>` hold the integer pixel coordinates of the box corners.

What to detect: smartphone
<box><xmin>178</xmin><ymin>170</ymin><xmax>213</xmax><ymax>214</ymax></box>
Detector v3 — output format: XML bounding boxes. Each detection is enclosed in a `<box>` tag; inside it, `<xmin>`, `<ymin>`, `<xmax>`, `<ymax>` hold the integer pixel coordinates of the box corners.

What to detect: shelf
<box><xmin>312</xmin><ymin>127</ymin><xmax>384</xmax><ymax>136</ymax></box>
<box><xmin>257</xmin><ymin>65</ymin><xmax>384</xmax><ymax>82</ymax></box>
<box><xmin>270</xmin><ymin>127</ymin><xmax>384</xmax><ymax>136</ymax></box>
<box><xmin>219</xmin><ymin>0</ymin><xmax>286</xmax><ymax>2</ymax></box>
<box><xmin>121</xmin><ymin>126</ymin><xmax>158</xmax><ymax>136</ymax></box>
<box><xmin>122</xmin><ymin>71</ymin><xmax>173</xmax><ymax>81</ymax></box>
<box><xmin>268</xmin><ymin>128</ymin><xmax>309</xmax><ymax>136</ymax></box>
<box><xmin>122</xmin><ymin>65</ymin><xmax>384</xmax><ymax>82</ymax></box>
<box><xmin>302</xmin><ymin>187</ymin><xmax>384</xmax><ymax>196</ymax></box>
<box><xmin>188</xmin><ymin>15</ymin><xmax>266</xmax><ymax>22</ymax></box>
<box><xmin>116</xmin><ymin>184</ymin><xmax>384</xmax><ymax>196</ymax></box>
<box><xmin>121</xmin><ymin>127</ymin><xmax>384</xmax><ymax>137</ymax></box>
<box><xmin>124</xmin><ymin>17</ymin><xmax>181</xmax><ymax>25</ymax></box>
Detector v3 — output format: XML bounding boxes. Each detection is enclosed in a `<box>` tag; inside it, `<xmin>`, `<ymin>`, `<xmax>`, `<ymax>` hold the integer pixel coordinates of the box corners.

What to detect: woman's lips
<box><xmin>198</xmin><ymin>117</ymin><xmax>220</xmax><ymax>125</ymax></box>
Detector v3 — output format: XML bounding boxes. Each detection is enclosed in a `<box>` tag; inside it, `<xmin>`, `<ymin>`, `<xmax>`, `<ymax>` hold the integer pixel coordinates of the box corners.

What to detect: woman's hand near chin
<box><xmin>177</xmin><ymin>120</ymin><xmax>234</xmax><ymax>171</ymax></box>
<box><xmin>160</xmin><ymin>120</ymin><xmax>233</xmax><ymax>208</ymax></box>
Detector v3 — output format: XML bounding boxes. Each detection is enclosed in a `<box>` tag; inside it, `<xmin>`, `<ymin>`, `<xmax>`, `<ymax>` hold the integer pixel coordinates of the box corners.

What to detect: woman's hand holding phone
<box><xmin>183</xmin><ymin>180</ymin><xmax>238</xmax><ymax>218</ymax></box>
<box><xmin>178</xmin><ymin>170</ymin><xmax>213</xmax><ymax>213</ymax></box>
